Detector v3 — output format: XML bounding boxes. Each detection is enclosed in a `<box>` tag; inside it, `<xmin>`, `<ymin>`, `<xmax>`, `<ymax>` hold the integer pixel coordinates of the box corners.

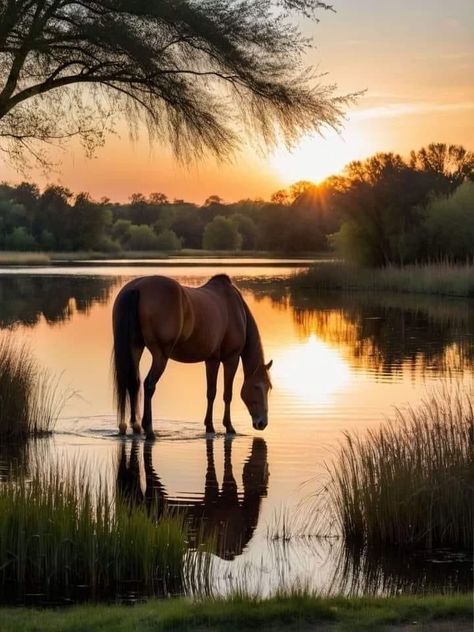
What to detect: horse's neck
<box><xmin>241</xmin><ymin>302</ymin><xmax>264</xmax><ymax>377</ymax></box>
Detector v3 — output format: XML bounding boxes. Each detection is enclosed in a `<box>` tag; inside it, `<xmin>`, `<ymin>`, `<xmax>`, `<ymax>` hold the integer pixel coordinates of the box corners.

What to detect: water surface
<box><xmin>1</xmin><ymin>260</ymin><xmax>472</xmax><ymax>598</ymax></box>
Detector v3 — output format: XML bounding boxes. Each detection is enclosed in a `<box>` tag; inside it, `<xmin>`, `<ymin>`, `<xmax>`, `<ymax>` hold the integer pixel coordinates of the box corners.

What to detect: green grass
<box><xmin>0</xmin><ymin>335</ymin><xmax>64</xmax><ymax>438</ymax></box>
<box><xmin>292</xmin><ymin>261</ymin><xmax>474</xmax><ymax>297</ymax></box>
<box><xmin>323</xmin><ymin>383</ymin><xmax>473</xmax><ymax>549</ymax></box>
<box><xmin>0</xmin><ymin>594</ymin><xmax>471</xmax><ymax>631</ymax></box>
<box><xmin>0</xmin><ymin>465</ymin><xmax>187</xmax><ymax>600</ymax></box>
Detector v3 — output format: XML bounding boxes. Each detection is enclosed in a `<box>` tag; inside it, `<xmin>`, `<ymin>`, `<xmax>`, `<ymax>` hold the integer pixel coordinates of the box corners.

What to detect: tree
<box><xmin>154</xmin><ymin>229</ymin><xmax>182</xmax><ymax>251</ymax></box>
<box><xmin>0</xmin><ymin>1</ymin><xmax>352</xmax><ymax>169</ymax></box>
<box><xmin>230</xmin><ymin>213</ymin><xmax>258</xmax><ymax>250</ymax></box>
<box><xmin>271</xmin><ymin>190</ymin><xmax>290</xmax><ymax>205</ymax></box>
<box><xmin>202</xmin><ymin>216</ymin><xmax>242</xmax><ymax>250</ymax></box>
<box><xmin>127</xmin><ymin>224</ymin><xmax>160</xmax><ymax>251</ymax></box>
<box><xmin>410</xmin><ymin>144</ymin><xmax>474</xmax><ymax>193</ymax></box>
<box><xmin>290</xmin><ymin>180</ymin><xmax>315</xmax><ymax>201</ymax></box>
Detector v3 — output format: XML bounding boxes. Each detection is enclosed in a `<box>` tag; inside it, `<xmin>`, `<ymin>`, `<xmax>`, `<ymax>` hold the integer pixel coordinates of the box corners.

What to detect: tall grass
<box><xmin>325</xmin><ymin>383</ymin><xmax>473</xmax><ymax>549</ymax></box>
<box><xmin>0</xmin><ymin>466</ymin><xmax>187</xmax><ymax>600</ymax></box>
<box><xmin>292</xmin><ymin>261</ymin><xmax>474</xmax><ymax>297</ymax></box>
<box><xmin>0</xmin><ymin>335</ymin><xmax>64</xmax><ymax>438</ymax></box>
<box><xmin>0</xmin><ymin>252</ymin><xmax>51</xmax><ymax>266</ymax></box>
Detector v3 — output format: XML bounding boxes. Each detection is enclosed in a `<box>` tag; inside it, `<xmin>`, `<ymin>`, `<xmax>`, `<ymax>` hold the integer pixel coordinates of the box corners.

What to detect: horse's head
<box><xmin>240</xmin><ymin>360</ymin><xmax>273</xmax><ymax>431</ymax></box>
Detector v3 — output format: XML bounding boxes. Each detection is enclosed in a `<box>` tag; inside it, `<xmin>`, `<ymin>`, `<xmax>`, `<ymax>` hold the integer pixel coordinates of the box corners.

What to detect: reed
<box><xmin>292</xmin><ymin>261</ymin><xmax>474</xmax><ymax>297</ymax></box>
<box><xmin>325</xmin><ymin>382</ymin><xmax>473</xmax><ymax>549</ymax></box>
<box><xmin>0</xmin><ymin>465</ymin><xmax>187</xmax><ymax>600</ymax></box>
<box><xmin>0</xmin><ymin>335</ymin><xmax>64</xmax><ymax>438</ymax></box>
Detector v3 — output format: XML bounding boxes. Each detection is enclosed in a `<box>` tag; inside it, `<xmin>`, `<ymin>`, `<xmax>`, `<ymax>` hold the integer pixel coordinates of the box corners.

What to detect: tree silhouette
<box><xmin>0</xmin><ymin>0</ymin><xmax>351</xmax><ymax>169</ymax></box>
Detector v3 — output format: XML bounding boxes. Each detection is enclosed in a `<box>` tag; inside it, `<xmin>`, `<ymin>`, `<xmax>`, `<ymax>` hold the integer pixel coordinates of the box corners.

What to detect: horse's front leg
<box><xmin>222</xmin><ymin>355</ymin><xmax>239</xmax><ymax>434</ymax></box>
<box><xmin>142</xmin><ymin>350</ymin><xmax>168</xmax><ymax>440</ymax></box>
<box><xmin>204</xmin><ymin>359</ymin><xmax>219</xmax><ymax>434</ymax></box>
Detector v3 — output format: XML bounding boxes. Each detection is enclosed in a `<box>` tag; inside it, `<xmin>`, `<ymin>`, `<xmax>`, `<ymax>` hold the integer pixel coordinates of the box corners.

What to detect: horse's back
<box><xmin>118</xmin><ymin>275</ymin><xmax>246</xmax><ymax>362</ymax></box>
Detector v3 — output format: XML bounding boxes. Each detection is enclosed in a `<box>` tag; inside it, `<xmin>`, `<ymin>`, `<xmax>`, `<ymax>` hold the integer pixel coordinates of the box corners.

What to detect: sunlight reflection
<box><xmin>273</xmin><ymin>334</ymin><xmax>351</xmax><ymax>406</ymax></box>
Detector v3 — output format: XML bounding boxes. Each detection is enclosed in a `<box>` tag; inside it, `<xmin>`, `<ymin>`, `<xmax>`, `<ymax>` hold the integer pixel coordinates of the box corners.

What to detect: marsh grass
<box><xmin>324</xmin><ymin>383</ymin><xmax>473</xmax><ymax>549</ymax></box>
<box><xmin>0</xmin><ymin>252</ymin><xmax>51</xmax><ymax>265</ymax></box>
<box><xmin>293</xmin><ymin>261</ymin><xmax>474</xmax><ymax>297</ymax></box>
<box><xmin>0</xmin><ymin>335</ymin><xmax>65</xmax><ymax>438</ymax></box>
<box><xmin>0</xmin><ymin>465</ymin><xmax>188</xmax><ymax>600</ymax></box>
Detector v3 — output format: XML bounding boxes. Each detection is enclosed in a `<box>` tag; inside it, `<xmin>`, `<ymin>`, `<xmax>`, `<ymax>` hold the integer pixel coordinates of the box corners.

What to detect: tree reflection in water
<box><xmin>117</xmin><ymin>438</ymin><xmax>269</xmax><ymax>560</ymax></box>
<box><xmin>0</xmin><ymin>275</ymin><xmax>120</xmax><ymax>328</ymax></box>
<box><xmin>244</xmin><ymin>282</ymin><xmax>474</xmax><ymax>376</ymax></box>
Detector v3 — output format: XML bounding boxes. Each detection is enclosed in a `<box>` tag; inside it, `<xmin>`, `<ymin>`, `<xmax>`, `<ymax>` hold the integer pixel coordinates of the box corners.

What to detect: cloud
<box><xmin>350</xmin><ymin>101</ymin><xmax>474</xmax><ymax>121</ymax></box>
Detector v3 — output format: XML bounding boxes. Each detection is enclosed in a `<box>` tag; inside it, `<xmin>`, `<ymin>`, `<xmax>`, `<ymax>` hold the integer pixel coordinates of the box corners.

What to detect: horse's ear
<box><xmin>265</xmin><ymin>360</ymin><xmax>273</xmax><ymax>370</ymax></box>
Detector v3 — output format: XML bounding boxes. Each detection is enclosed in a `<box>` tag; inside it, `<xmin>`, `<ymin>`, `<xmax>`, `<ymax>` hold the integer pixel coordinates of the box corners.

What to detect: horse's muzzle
<box><xmin>252</xmin><ymin>417</ymin><xmax>268</xmax><ymax>431</ymax></box>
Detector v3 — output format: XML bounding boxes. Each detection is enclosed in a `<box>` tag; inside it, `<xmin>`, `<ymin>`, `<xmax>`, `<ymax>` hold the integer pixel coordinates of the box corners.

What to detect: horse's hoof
<box><xmin>145</xmin><ymin>431</ymin><xmax>156</xmax><ymax>441</ymax></box>
<box><xmin>118</xmin><ymin>423</ymin><xmax>127</xmax><ymax>436</ymax></box>
<box><xmin>225</xmin><ymin>427</ymin><xmax>236</xmax><ymax>436</ymax></box>
<box><xmin>132</xmin><ymin>422</ymin><xmax>142</xmax><ymax>434</ymax></box>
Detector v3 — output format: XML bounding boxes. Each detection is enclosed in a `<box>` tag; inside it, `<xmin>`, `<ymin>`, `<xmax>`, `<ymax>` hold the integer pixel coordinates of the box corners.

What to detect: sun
<box><xmin>270</xmin><ymin>126</ymin><xmax>371</xmax><ymax>185</ymax></box>
<box><xmin>272</xmin><ymin>334</ymin><xmax>351</xmax><ymax>408</ymax></box>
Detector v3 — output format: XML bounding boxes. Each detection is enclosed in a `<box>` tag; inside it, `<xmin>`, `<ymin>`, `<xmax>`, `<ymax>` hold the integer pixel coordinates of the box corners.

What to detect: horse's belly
<box><xmin>169</xmin><ymin>336</ymin><xmax>220</xmax><ymax>363</ymax></box>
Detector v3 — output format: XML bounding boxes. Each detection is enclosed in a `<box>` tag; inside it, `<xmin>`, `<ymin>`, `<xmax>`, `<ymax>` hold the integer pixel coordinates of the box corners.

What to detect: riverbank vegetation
<box><xmin>0</xmin><ymin>466</ymin><xmax>187</xmax><ymax>601</ymax></box>
<box><xmin>0</xmin><ymin>336</ymin><xmax>63</xmax><ymax>438</ymax></box>
<box><xmin>323</xmin><ymin>383</ymin><xmax>473</xmax><ymax>550</ymax></box>
<box><xmin>1</xmin><ymin>143</ymin><xmax>472</xmax><ymax>260</ymax></box>
<box><xmin>291</xmin><ymin>261</ymin><xmax>474</xmax><ymax>297</ymax></box>
<box><xmin>0</xmin><ymin>593</ymin><xmax>471</xmax><ymax>631</ymax></box>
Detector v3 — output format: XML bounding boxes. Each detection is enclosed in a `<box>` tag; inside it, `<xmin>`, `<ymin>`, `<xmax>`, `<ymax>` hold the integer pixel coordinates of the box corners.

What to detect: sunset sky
<box><xmin>2</xmin><ymin>0</ymin><xmax>473</xmax><ymax>203</ymax></box>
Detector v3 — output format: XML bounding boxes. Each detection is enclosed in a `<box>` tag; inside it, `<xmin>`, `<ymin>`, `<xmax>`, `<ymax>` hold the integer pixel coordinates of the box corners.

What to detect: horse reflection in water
<box><xmin>117</xmin><ymin>438</ymin><xmax>268</xmax><ymax>560</ymax></box>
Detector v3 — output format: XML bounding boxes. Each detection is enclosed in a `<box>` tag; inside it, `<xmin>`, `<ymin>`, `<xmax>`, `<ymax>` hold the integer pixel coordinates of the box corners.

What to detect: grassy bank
<box><xmin>0</xmin><ymin>594</ymin><xmax>471</xmax><ymax>631</ymax></box>
<box><xmin>292</xmin><ymin>261</ymin><xmax>474</xmax><ymax>297</ymax></box>
<box><xmin>324</xmin><ymin>383</ymin><xmax>473</xmax><ymax>549</ymax></box>
<box><xmin>0</xmin><ymin>250</ymin><xmax>322</xmax><ymax>265</ymax></box>
<box><xmin>0</xmin><ymin>466</ymin><xmax>187</xmax><ymax>600</ymax></box>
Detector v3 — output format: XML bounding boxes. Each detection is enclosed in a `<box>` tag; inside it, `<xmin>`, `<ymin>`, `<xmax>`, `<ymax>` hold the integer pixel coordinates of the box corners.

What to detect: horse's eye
<box><xmin>254</xmin><ymin>385</ymin><xmax>260</xmax><ymax>390</ymax></box>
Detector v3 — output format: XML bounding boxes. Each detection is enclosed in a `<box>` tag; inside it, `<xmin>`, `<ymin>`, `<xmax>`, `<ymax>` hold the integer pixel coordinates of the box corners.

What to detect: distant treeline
<box><xmin>0</xmin><ymin>143</ymin><xmax>473</xmax><ymax>264</ymax></box>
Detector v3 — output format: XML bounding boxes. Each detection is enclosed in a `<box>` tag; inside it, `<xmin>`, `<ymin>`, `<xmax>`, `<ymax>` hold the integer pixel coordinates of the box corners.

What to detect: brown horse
<box><xmin>112</xmin><ymin>274</ymin><xmax>272</xmax><ymax>439</ymax></box>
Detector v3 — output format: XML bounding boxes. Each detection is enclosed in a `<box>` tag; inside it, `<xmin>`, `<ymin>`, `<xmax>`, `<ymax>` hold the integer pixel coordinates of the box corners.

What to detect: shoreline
<box><xmin>0</xmin><ymin>594</ymin><xmax>472</xmax><ymax>631</ymax></box>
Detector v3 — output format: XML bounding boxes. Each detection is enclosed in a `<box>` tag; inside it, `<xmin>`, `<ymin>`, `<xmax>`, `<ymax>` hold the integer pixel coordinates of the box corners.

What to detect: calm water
<box><xmin>1</xmin><ymin>261</ymin><xmax>473</xmax><ymax>598</ymax></box>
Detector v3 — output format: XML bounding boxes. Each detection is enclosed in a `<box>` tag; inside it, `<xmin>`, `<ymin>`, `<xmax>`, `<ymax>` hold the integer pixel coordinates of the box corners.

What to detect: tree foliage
<box><xmin>0</xmin><ymin>0</ymin><xmax>351</xmax><ymax>169</ymax></box>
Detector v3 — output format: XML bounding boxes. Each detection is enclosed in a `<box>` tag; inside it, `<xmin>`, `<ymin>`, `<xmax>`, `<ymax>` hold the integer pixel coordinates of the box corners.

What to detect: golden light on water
<box><xmin>270</xmin><ymin>126</ymin><xmax>372</xmax><ymax>185</ymax></box>
<box><xmin>272</xmin><ymin>334</ymin><xmax>351</xmax><ymax>406</ymax></box>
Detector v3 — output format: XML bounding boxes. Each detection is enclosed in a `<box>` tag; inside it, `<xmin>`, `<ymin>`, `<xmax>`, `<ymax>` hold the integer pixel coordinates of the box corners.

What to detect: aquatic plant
<box><xmin>0</xmin><ymin>335</ymin><xmax>64</xmax><ymax>438</ymax></box>
<box><xmin>0</xmin><ymin>465</ymin><xmax>187</xmax><ymax>601</ymax></box>
<box><xmin>325</xmin><ymin>382</ymin><xmax>473</xmax><ymax>549</ymax></box>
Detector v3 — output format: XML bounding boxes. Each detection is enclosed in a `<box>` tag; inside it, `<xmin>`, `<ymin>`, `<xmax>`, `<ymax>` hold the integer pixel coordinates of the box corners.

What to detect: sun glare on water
<box><xmin>270</xmin><ymin>127</ymin><xmax>371</xmax><ymax>185</ymax></box>
<box><xmin>273</xmin><ymin>334</ymin><xmax>351</xmax><ymax>407</ymax></box>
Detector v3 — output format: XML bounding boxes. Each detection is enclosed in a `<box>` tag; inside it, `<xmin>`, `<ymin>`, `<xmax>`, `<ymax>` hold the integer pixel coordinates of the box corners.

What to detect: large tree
<box><xmin>0</xmin><ymin>0</ymin><xmax>352</xmax><ymax>169</ymax></box>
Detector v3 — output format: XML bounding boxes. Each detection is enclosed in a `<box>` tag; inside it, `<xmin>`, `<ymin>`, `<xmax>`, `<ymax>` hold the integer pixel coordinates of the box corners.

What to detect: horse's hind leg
<box><xmin>142</xmin><ymin>349</ymin><xmax>168</xmax><ymax>440</ymax></box>
<box><xmin>129</xmin><ymin>344</ymin><xmax>144</xmax><ymax>434</ymax></box>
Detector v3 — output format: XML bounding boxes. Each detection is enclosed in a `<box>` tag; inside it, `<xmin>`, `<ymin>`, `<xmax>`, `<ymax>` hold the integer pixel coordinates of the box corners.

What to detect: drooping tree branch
<box><xmin>0</xmin><ymin>0</ymin><xmax>355</xmax><ymax>168</ymax></box>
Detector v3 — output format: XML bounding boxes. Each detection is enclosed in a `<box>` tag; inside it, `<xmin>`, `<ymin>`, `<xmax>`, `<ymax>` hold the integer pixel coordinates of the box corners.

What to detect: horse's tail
<box><xmin>112</xmin><ymin>288</ymin><xmax>142</xmax><ymax>428</ymax></box>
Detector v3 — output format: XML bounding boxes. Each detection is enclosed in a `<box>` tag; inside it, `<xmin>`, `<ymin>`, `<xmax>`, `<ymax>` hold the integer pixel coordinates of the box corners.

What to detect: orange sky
<box><xmin>1</xmin><ymin>0</ymin><xmax>473</xmax><ymax>203</ymax></box>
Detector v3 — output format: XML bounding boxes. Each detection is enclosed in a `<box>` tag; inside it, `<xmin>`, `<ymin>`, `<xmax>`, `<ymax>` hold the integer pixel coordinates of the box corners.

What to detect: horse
<box><xmin>112</xmin><ymin>274</ymin><xmax>272</xmax><ymax>439</ymax></box>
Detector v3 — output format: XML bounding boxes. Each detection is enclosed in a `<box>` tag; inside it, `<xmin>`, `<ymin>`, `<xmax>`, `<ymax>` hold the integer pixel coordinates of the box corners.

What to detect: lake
<box><xmin>0</xmin><ymin>260</ymin><xmax>472</xmax><ymax>599</ymax></box>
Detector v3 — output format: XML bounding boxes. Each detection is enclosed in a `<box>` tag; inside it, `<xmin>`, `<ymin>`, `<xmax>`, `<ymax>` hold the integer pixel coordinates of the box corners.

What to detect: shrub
<box><xmin>3</xmin><ymin>227</ymin><xmax>38</xmax><ymax>251</ymax></box>
<box><xmin>154</xmin><ymin>228</ymin><xmax>182</xmax><ymax>251</ymax></box>
<box><xmin>202</xmin><ymin>215</ymin><xmax>242</xmax><ymax>250</ymax></box>
<box><xmin>127</xmin><ymin>224</ymin><xmax>160</xmax><ymax>250</ymax></box>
